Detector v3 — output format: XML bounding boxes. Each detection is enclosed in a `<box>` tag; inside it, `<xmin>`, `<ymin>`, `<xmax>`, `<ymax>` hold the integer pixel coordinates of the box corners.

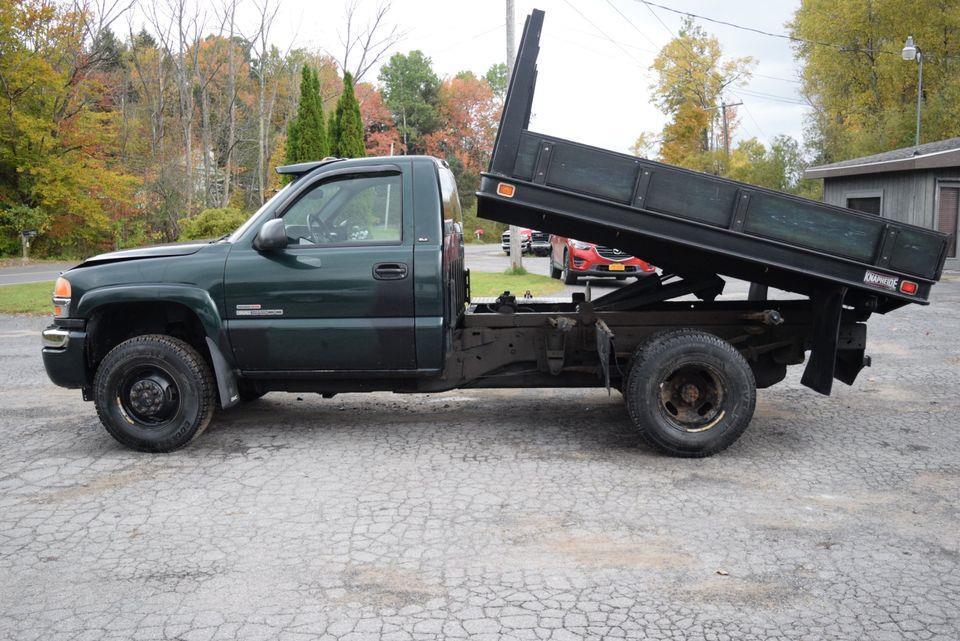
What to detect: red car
<box><xmin>549</xmin><ymin>235</ymin><xmax>656</xmax><ymax>284</ymax></box>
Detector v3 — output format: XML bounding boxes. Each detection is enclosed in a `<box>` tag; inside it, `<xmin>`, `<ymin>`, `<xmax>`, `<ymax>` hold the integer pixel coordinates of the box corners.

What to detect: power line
<box><xmin>560</xmin><ymin>0</ymin><xmax>646</xmax><ymax>68</ymax></box>
<box><xmin>602</xmin><ymin>0</ymin><xmax>660</xmax><ymax>51</ymax></box>
<box><xmin>555</xmin><ymin>3</ymin><xmax>811</xmax><ymax>115</ymax></box>
<box><xmin>434</xmin><ymin>23</ymin><xmax>505</xmax><ymax>54</ymax></box>
<box><xmin>738</xmin><ymin>87</ymin><xmax>808</xmax><ymax>106</ymax></box>
<box><xmin>633</xmin><ymin>0</ymin><xmax>959</xmax><ymax>61</ymax></box>
<box><xmin>568</xmin><ymin>25</ymin><xmax>803</xmax><ymax>86</ymax></box>
<box><xmin>737</xmin><ymin>99</ymin><xmax>768</xmax><ymax>139</ymax></box>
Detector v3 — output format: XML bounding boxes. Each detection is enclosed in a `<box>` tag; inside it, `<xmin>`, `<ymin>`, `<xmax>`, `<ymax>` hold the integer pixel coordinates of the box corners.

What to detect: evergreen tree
<box><xmin>330</xmin><ymin>72</ymin><xmax>366</xmax><ymax>158</ymax></box>
<box><xmin>327</xmin><ymin>109</ymin><xmax>339</xmax><ymax>157</ymax></box>
<box><xmin>285</xmin><ymin>65</ymin><xmax>327</xmax><ymax>166</ymax></box>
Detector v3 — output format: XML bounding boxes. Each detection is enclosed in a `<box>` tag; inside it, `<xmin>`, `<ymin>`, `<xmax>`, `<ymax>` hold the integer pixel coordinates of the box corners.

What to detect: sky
<box><xmin>205</xmin><ymin>0</ymin><xmax>810</xmax><ymax>155</ymax></box>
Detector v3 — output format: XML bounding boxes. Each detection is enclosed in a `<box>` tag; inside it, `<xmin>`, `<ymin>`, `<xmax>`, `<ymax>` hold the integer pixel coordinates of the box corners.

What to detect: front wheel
<box><xmin>93</xmin><ymin>334</ymin><xmax>217</xmax><ymax>452</ymax></box>
<box><xmin>624</xmin><ymin>330</ymin><xmax>756</xmax><ymax>457</ymax></box>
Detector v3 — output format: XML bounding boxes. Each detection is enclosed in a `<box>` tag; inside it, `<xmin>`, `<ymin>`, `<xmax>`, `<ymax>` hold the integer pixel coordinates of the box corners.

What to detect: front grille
<box><xmin>530</xmin><ymin>231</ymin><xmax>549</xmax><ymax>242</ymax></box>
<box><xmin>595</xmin><ymin>246</ymin><xmax>633</xmax><ymax>261</ymax></box>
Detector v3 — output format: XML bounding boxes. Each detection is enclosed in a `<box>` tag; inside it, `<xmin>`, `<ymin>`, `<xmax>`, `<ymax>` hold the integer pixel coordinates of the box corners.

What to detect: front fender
<box><xmin>77</xmin><ymin>284</ymin><xmax>224</xmax><ymax>338</ymax></box>
<box><xmin>76</xmin><ymin>284</ymin><xmax>240</xmax><ymax>409</ymax></box>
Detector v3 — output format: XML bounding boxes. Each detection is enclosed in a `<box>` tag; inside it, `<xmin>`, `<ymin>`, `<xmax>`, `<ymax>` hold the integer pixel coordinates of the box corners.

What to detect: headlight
<box><xmin>52</xmin><ymin>276</ymin><xmax>71</xmax><ymax>317</ymax></box>
<box><xmin>571</xmin><ymin>240</ymin><xmax>592</xmax><ymax>250</ymax></box>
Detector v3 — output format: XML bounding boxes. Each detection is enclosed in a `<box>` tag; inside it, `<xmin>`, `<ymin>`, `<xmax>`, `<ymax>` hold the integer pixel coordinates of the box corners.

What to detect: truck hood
<box><xmin>76</xmin><ymin>242</ymin><xmax>208</xmax><ymax>268</ymax></box>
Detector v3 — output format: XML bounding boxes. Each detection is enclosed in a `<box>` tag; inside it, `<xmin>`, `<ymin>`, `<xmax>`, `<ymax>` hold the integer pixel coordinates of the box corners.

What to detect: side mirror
<box><xmin>253</xmin><ymin>218</ymin><xmax>288</xmax><ymax>251</ymax></box>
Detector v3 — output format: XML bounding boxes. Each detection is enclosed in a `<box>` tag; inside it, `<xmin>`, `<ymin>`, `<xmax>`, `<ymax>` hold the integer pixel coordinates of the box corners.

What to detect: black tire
<box><xmin>624</xmin><ymin>329</ymin><xmax>756</xmax><ymax>458</ymax></box>
<box><xmin>561</xmin><ymin>250</ymin><xmax>579</xmax><ymax>285</ymax></box>
<box><xmin>93</xmin><ymin>334</ymin><xmax>217</xmax><ymax>453</ymax></box>
<box><xmin>549</xmin><ymin>257</ymin><xmax>562</xmax><ymax>279</ymax></box>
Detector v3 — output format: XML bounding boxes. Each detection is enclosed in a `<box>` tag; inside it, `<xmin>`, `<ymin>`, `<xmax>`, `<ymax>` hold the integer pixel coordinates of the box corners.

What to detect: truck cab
<box><xmin>42</xmin><ymin>156</ymin><xmax>468</xmax><ymax>451</ymax></box>
<box><xmin>222</xmin><ymin>157</ymin><xmax>465</xmax><ymax>374</ymax></box>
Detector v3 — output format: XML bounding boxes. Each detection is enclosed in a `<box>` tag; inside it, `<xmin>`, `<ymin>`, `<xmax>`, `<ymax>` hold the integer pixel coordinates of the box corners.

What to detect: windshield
<box><xmin>227</xmin><ymin>181</ymin><xmax>296</xmax><ymax>243</ymax></box>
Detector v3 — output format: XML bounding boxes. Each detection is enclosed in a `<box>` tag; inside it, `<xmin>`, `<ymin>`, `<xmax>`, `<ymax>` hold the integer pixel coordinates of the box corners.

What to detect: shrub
<box><xmin>178</xmin><ymin>208</ymin><xmax>249</xmax><ymax>241</ymax></box>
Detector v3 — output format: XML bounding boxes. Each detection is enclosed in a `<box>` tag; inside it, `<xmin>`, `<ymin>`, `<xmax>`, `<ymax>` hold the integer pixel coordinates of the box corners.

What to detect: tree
<box><xmin>630</xmin><ymin>132</ymin><xmax>658</xmax><ymax>159</ymax></box>
<box><xmin>0</xmin><ymin>0</ymin><xmax>138</xmax><ymax>256</ymax></box>
<box><xmin>648</xmin><ymin>17</ymin><xmax>754</xmax><ymax>172</ymax></box>
<box><xmin>484</xmin><ymin>62</ymin><xmax>508</xmax><ymax>102</ymax></box>
<box><xmin>726</xmin><ymin>135</ymin><xmax>818</xmax><ymax>197</ymax></box>
<box><xmin>0</xmin><ymin>205</ymin><xmax>49</xmax><ymax>261</ymax></box>
<box><xmin>356</xmin><ymin>82</ymin><xmax>402</xmax><ymax>155</ymax></box>
<box><xmin>423</xmin><ymin>72</ymin><xmax>500</xmax><ymax>208</ymax></box>
<box><xmin>790</xmin><ymin>0</ymin><xmax>960</xmax><ymax>163</ymax></box>
<box><xmin>286</xmin><ymin>64</ymin><xmax>328</xmax><ymax>165</ymax></box>
<box><xmin>178</xmin><ymin>207</ymin><xmax>248</xmax><ymax>240</ymax></box>
<box><xmin>336</xmin><ymin>1</ymin><xmax>404</xmax><ymax>83</ymax></box>
<box><xmin>330</xmin><ymin>72</ymin><xmax>366</xmax><ymax>158</ymax></box>
<box><xmin>378</xmin><ymin>51</ymin><xmax>441</xmax><ymax>153</ymax></box>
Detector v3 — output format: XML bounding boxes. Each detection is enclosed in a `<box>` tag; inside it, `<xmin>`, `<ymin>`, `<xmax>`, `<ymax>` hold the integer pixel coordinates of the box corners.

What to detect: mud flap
<box><xmin>206</xmin><ymin>337</ymin><xmax>240</xmax><ymax>409</ymax></box>
<box><xmin>800</xmin><ymin>286</ymin><xmax>847</xmax><ymax>396</ymax></box>
<box><xmin>595</xmin><ymin>319</ymin><xmax>614</xmax><ymax>394</ymax></box>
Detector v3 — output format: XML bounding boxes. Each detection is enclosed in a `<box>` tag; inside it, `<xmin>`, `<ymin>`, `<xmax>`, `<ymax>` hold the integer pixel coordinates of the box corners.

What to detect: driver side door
<box><xmin>224</xmin><ymin>167</ymin><xmax>416</xmax><ymax>372</ymax></box>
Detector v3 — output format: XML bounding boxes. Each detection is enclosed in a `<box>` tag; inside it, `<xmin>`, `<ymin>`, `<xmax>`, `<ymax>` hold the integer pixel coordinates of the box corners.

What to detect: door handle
<box><xmin>373</xmin><ymin>262</ymin><xmax>408</xmax><ymax>280</ymax></box>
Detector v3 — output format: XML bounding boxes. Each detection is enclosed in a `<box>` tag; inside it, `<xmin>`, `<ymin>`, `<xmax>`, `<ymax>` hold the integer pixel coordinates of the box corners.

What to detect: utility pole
<box><xmin>505</xmin><ymin>0</ymin><xmax>523</xmax><ymax>271</ymax></box>
<box><xmin>720</xmin><ymin>100</ymin><xmax>742</xmax><ymax>160</ymax></box>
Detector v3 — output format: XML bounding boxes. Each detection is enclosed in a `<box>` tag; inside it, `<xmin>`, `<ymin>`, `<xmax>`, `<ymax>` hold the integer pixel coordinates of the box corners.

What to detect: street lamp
<box><xmin>901</xmin><ymin>35</ymin><xmax>923</xmax><ymax>148</ymax></box>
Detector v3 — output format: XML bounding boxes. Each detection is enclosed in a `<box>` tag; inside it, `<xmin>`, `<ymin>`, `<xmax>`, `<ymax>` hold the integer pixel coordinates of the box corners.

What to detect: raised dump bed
<box><xmin>477</xmin><ymin>9</ymin><xmax>949</xmax><ymax>312</ymax></box>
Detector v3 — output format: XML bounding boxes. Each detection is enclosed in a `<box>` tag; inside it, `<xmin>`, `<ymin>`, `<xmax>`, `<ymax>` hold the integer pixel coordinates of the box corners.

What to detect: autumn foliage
<box><xmin>425</xmin><ymin>73</ymin><xmax>500</xmax><ymax>186</ymax></box>
<box><xmin>0</xmin><ymin>0</ymin><xmax>512</xmax><ymax>258</ymax></box>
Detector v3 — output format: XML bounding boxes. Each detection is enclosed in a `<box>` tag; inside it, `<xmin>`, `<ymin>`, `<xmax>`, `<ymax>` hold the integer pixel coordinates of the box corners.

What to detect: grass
<box><xmin>470</xmin><ymin>270</ymin><xmax>565</xmax><ymax>298</ymax></box>
<box><xmin>0</xmin><ymin>280</ymin><xmax>54</xmax><ymax>315</ymax></box>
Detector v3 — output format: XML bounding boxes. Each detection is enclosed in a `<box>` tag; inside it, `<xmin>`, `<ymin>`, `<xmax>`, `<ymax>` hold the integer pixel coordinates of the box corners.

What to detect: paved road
<box><xmin>0</xmin><ymin>261</ymin><xmax>75</xmax><ymax>286</ymax></box>
<box><xmin>1</xmin><ymin>276</ymin><xmax>958</xmax><ymax>639</ymax></box>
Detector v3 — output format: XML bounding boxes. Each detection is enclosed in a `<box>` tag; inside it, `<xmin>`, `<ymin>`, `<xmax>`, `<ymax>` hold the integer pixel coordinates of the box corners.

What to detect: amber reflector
<box><xmin>54</xmin><ymin>277</ymin><xmax>71</xmax><ymax>298</ymax></box>
<box><xmin>496</xmin><ymin>183</ymin><xmax>516</xmax><ymax>198</ymax></box>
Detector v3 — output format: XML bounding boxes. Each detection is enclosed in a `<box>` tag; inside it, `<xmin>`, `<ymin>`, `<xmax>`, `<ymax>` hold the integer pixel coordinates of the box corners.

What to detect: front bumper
<box><xmin>41</xmin><ymin>325</ymin><xmax>88</xmax><ymax>389</ymax></box>
<box><xmin>572</xmin><ymin>266</ymin><xmax>656</xmax><ymax>277</ymax></box>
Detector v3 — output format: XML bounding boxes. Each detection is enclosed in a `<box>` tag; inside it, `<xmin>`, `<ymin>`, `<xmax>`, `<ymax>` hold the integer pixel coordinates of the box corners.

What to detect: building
<box><xmin>804</xmin><ymin>137</ymin><xmax>960</xmax><ymax>270</ymax></box>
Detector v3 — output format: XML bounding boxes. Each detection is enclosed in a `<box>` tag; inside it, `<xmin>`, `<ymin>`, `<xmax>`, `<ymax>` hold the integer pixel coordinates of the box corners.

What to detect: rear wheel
<box><xmin>93</xmin><ymin>334</ymin><xmax>216</xmax><ymax>453</ymax></box>
<box><xmin>561</xmin><ymin>250</ymin><xmax>579</xmax><ymax>285</ymax></box>
<box><xmin>624</xmin><ymin>330</ymin><xmax>756</xmax><ymax>457</ymax></box>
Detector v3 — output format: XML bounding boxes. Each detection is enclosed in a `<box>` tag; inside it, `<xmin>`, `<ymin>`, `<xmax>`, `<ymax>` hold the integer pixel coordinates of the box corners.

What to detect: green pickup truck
<box><xmin>40</xmin><ymin>11</ymin><xmax>948</xmax><ymax>458</ymax></box>
<box><xmin>36</xmin><ymin>153</ymin><xmax>920</xmax><ymax>458</ymax></box>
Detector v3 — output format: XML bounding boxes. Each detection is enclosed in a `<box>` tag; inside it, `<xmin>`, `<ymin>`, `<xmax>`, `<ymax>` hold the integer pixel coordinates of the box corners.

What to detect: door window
<box><xmin>281</xmin><ymin>173</ymin><xmax>401</xmax><ymax>246</ymax></box>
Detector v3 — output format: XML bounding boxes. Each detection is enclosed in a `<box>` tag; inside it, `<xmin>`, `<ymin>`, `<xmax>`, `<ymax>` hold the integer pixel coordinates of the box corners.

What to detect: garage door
<box><xmin>938</xmin><ymin>185</ymin><xmax>958</xmax><ymax>258</ymax></box>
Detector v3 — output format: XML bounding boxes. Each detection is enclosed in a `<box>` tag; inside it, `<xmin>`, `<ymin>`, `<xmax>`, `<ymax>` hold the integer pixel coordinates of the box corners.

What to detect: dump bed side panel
<box><xmin>478</xmin><ymin>9</ymin><xmax>949</xmax><ymax>308</ymax></box>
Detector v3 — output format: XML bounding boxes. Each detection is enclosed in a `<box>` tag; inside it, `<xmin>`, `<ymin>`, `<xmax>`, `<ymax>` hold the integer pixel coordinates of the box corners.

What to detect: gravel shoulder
<box><xmin>0</xmin><ymin>277</ymin><xmax>958</xmax><ymax>640</ymax></box>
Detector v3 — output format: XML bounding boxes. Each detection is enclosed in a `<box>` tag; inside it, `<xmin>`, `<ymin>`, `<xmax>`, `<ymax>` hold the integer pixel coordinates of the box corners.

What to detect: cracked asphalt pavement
<box><xmin>1</xmin><ymin>276</ymin><xmax>958</xmax><ymax>640</ymax></box>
